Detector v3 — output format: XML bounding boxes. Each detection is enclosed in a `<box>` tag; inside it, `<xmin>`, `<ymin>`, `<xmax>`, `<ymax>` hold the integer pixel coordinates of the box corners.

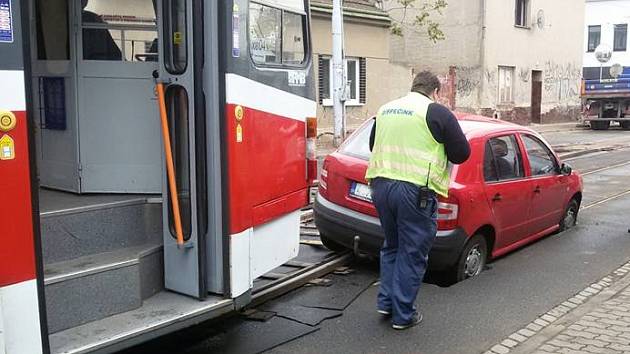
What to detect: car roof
<box><xmin>454</xmin><ymin>113</ymin><xmax>532</xmax><ymax>139</ymax></box>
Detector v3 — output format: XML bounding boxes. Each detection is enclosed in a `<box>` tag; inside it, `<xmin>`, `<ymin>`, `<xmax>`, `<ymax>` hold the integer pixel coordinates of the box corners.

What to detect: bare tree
<box><xmin>375</xmin><ymin>0</ymin><xmax>448</xmax><ymax>43</ymax></box>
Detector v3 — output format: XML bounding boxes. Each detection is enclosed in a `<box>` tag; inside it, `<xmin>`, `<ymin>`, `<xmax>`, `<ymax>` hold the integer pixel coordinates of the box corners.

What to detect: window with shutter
<box><xmin>317</xmin><ymin>56</ymin><xmax>365</xmax><ymax>106</ymax></box>
<box><xmin>359</xmin><ymin>58</ymin><xmax>366</xmax><ymax>104</ymax></box>
<box><xmin>318</xmin><ymin>55</ymin><xmax>330</xmax><ymax>104</ymax></box>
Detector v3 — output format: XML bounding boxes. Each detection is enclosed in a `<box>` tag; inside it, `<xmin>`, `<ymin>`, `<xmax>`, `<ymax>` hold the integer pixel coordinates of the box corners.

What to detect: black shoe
<box><xmin>392</xmin><ymin>312</ymin><xmax>423</xmax><ymax>330</ymax></box>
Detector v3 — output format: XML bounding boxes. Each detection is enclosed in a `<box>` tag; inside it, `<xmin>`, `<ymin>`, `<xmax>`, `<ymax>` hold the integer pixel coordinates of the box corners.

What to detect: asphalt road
<box><xmin>540</xmin><ymin>127</ymin><xmax>630</xmax><ymax>150</ymax></box>
<box><xmin>123</xmin><ymin>128</ymin><xmax>630</xmax><ymax>354</ymax></box>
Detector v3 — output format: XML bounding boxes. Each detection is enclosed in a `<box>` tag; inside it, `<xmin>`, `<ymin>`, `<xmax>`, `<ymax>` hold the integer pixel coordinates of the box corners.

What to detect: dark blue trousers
<box><xmin>371</xmin><ymin>177</ymin><xmax>438</xmax><ymax>325</ymax></box>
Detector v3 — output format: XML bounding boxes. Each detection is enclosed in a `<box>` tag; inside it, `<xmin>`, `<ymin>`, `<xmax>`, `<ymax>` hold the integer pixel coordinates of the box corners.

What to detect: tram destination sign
<box><xmin>0</xmin><ymin>0</ymin><xmax>13</xmax><ymax>43</ymax></box>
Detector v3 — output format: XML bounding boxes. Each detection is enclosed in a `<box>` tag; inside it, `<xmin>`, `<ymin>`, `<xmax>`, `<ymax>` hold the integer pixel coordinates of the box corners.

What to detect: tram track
<box><xmin>578</xmin><ymin>155</ymin><xmax>630</xmax><ymax>210</ymax></box>
<box><xmin>247</xmin><ymin>206</ymin><xmax>352</xmax><ymax>308</ymax></box>
<box><xmin>580</xmin><ymin>159</ymin><xmax>630</xmax><ymax>176</ymax></box>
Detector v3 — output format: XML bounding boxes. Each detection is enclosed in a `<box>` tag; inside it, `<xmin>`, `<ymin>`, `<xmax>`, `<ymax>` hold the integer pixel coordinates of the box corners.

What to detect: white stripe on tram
<box><xmin>1</xmin><ymin>280</ymin><xmax>43</xmax><ymax>354</ymax></box>
<box><xmin>225</xmin><ymin>73</ymin><xmax>316</xmax><ymax>123</ymax></box>
<box><xmin>0</xmin><ymin>70</ymin><xmax>26</xmax><ymax>111</ymax></box>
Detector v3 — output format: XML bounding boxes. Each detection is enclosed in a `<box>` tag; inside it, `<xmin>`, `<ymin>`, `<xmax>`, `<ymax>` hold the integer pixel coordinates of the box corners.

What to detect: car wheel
<box><xmin>591</xmin><ymin>121</ymin><xmax>610</xmax><ymax>130</ymax></box>
<box><xmin>319</xmin><ymin>233</ymin><xmax>347</xmax><ymax>252</ymax></box>
<box><xmin>621</xmin><ymin>121</ymin><xmax>630</xmax><ymax>130</ymax></box>
<box><xmin>453</xmin><ymin>235</ymin><xmax>488</xmax><ymax>282</ymax></box>
<box><xmin>559</xmin><ymin>198</ymin><xmax>579</xmax><ymax>232</ymax></box>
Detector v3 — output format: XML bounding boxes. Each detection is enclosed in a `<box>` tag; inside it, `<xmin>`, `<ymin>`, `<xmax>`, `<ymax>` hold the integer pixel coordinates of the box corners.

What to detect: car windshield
<box><xmin>339</xmin><ymin>119</ymin><xmax>374</xmax><ymax>160</ymax></box>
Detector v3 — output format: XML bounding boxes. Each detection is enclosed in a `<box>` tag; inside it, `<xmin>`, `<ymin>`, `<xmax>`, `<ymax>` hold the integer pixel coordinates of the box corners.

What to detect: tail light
<box><xmin>306</xmin><ymin>117</ymin><xmax>317</xmax><ymax>185</ymax></box>
<box><xmin>581</xmin><ymin>79</ymin><xmax>586</xmax><ymax>96</ymax></box>
<box><xmin>437</xmin><ymin>196</ymin><xmax>459</xmax><ymax>231</ymax></box>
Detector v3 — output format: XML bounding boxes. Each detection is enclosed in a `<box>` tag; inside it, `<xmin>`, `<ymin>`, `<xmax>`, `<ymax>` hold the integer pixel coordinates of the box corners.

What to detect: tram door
<box><xmin>159</xmin><ymin>0</ymin><xmax>223</xmax><ymax>298</ymax></box>
<box><xmin>32</xmin><ymin>0</ymin><xmax>162</xmax><ymax>193</ymax></box>
<box><xmin>75</xmin><ymin>0</ymin><xmax>161</xmax><ymax>192</ymax></box>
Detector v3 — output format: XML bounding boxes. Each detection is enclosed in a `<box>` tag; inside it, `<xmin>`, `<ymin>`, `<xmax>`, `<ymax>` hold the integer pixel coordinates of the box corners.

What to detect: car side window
<box><xmin>522</xmin><ymin>135</ymin><xmax>558</xmax><ymax>176</ymax></box>
<box><xmin>484</xmin><ymin>135</ymin><xmax>524</xmax><ymax>182</ymax></box>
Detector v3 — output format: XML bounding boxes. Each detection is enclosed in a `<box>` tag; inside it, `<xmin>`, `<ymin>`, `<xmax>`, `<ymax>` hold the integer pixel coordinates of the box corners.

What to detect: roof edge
<box><xmin>310</xmin><ymin>2</ymin><xmax>391</xmax><ymax>25</ymax></box>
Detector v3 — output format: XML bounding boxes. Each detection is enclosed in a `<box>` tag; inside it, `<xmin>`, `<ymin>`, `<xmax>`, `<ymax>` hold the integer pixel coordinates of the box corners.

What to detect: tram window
<box><xmin>163</xmin><ymin>0</ymin><xmax>187</xmax><ymax>73</ymax></box>
<box><xmin>35</xmin><ymin>0</ymin><xmax>70</xmax><ymax>60</ymax></box>
<box><xmin>282</xmin><ymin>11</ymin><xmax>305</xmax><ymax>64</ymax></box>
<box><xmin>166</xmin><ymin>86</ymin><xmax>192</xmax><ymax>241</ymax></box>
<box><xmin>249</xmin><ymin>3</ymin><xmax>282</xmax><ymax>65</ymax></box>
<box><xmin>249</xmin><ymin>3</ymin><xmax>307</xmax><ymax>66</ymax></box>
<box><xmin>81</xmin><ymin>0</ymin><xmax>158</xmax><ymax>62</ymax></box>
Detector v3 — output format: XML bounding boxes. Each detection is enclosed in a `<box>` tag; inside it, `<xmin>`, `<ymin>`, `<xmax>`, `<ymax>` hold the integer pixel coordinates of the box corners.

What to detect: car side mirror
<box><xmin>560</xmin><ymin>163</ymin><xmax>572</xmax><ymax>176</ymax></box>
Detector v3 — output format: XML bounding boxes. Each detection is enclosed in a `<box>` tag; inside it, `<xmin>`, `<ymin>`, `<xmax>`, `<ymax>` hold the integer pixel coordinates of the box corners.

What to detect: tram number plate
<box><xmin>349</xmin><ymin>182</ymin><xmax>372</xmax><ymax>202</ymax></box>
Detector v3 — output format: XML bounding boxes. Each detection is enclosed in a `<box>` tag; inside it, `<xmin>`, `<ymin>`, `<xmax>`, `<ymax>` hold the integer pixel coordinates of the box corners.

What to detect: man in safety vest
<box><xmin>366</xmin><ymin>71</ymin><xmax>470</xmax><ymax>330</ymax></box>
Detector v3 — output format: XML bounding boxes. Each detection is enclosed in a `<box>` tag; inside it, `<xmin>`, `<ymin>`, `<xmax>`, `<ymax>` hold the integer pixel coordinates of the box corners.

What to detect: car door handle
<box><xmin>492</xmin><ymin>193</ymin><xmax>502</xmax><ymax>201</ymax></box>
<box><xmin>534</xmin><ymin>186</ymin><xmax>541</xmax><ymax>194</ymax></box>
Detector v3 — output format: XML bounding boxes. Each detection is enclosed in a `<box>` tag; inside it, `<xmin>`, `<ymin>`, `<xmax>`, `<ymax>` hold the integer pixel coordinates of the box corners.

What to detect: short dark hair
<box><xmin>411</xmin><ymin>71</ymin><xmax>441</xmax><ymax>96</ymax></box>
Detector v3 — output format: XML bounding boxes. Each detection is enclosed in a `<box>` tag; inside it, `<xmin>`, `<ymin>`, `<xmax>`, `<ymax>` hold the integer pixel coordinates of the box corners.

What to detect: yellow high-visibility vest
<box><xmin>366</xmin><ymin>92</ymin><xmax>450</xmax><ymax>197</ymax></box>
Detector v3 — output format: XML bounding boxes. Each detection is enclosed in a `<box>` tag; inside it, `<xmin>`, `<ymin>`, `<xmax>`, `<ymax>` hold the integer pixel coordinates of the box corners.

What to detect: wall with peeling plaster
<box><xmin>385</xmin><ymin>0</ymin><xmax>584</xmax><ymax>124</ymax></box>
<box><xmin>481</xmin><ymin>0</ymin><xmax>584</xmax><ymax>123</ymax></box>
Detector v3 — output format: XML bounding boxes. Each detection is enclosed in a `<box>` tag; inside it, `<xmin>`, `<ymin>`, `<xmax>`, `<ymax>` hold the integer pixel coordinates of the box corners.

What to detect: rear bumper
<box><xmin>583</xmin><ymin>118</ymin><xmax>630</xmax><ymax>121</ymax></box>
<box><xmin>313</xmin><ymin>193</ymin><xmax>469</xmax><ymax>271</ymax></box>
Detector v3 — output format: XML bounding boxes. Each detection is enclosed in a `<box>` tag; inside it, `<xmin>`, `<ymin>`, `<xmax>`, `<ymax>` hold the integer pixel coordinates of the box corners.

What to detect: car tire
<box><xmin>320</xmin><ymin>233</ymin><xmax>347</xmax><ymax>252</ymax></box>
<box><xmin>591</xmin><ymin>121</ymin><xmax>610</xmax><ymax>130</ymax></box>
<box><xmin>559</xmin><ymin>198</ymin><xmax>579</xmax><ymax>232</ymax></box>
<box><xmin>452</xmin><ymin>234</ymin><xmax>488</xmax><ymax>282</ymax></box>
<box><xmin>621</xmin><ymin>121</ymin><xmax>630</xmax><ymax>130</ymax></box>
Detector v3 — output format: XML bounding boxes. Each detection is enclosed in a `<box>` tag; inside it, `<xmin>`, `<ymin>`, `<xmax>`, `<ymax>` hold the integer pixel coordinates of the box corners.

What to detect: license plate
<box><xmin>349</xmin><ymin>182</ymin><xmax>372</xmax><ymax>202</ymax></box>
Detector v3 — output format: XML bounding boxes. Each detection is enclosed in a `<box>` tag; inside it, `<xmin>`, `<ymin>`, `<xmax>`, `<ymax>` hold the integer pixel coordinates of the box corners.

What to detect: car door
<box><xmin>483</xmin><ymin>134</ymin><xmax>532</xmax><ymax>249</ymax></box>
<box><xmin>520</xmin><ymin>134</ymin><xmax>566</xmax><ymax>234</ymax></box>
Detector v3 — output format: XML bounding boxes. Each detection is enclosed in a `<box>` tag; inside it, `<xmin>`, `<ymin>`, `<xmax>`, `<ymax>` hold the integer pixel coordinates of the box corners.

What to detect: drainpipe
<box><xmin>477</xmin><ymin>0</ymin><xmax>486</xmax><ymax>113</ymax></box>
<box><xmin>332</xmin><ymin>0</ymin><xmax>347</xmax><ymax>147</ymax></box>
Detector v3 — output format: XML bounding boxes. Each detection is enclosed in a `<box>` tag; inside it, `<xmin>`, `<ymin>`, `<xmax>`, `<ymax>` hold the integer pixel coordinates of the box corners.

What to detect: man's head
<box><xmin>411</xmin><ymin>71</ymin><xmax>441</xmax><ymax>101</ymax></box>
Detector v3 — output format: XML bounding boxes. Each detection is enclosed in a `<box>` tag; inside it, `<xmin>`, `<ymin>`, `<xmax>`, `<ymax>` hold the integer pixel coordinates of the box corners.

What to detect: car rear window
<box><xmin>339</xmin><ymin>119</ymin><xmax>374</xmax><ymax>160</ymax></box>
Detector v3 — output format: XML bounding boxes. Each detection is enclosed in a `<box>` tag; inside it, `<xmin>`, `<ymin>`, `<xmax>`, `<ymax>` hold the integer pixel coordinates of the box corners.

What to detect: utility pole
<box><xmin>332</xmin><ymin>0</ymin><xmax>346</xmax><ymax>147</ymax></box>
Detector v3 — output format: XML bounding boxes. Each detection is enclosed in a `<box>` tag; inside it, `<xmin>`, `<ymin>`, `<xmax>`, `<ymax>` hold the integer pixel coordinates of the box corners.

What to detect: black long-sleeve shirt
<box><xmin>369</xmin><ymin>102</ymin><xmax>471</xmax><ymax>164</ymax></box>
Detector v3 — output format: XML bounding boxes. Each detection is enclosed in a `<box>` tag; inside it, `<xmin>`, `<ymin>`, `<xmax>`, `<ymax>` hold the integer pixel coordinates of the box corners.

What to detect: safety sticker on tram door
<box><xmin>0</xmin><ymin>134</ymin><xmax>15</xmax><ymax>160</ymax></box>
<box><xmin>232</xmin><ymin>4</ymin><xmax>240</xmax><ymax>57</ymax></box>
<box><xmin>0</xmin><ymin>0</ymin><xmax>13</xmax><ymax>43</ymax></box>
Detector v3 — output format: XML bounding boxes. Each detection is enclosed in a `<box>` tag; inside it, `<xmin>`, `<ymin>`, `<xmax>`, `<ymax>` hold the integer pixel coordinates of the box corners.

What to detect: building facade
<box><xmin>583</xmin><ymin>0</ymin><xmax>630</xmax><ymax>78</ymax></box>
<box><xmin>385</xmin><ymin>0</ymin><xmax>585</xmax><ymax>124</ymax></box>
<box><xmin>310</xmin><ymin>1</ymin><xmax>412</xmax><ymax>132</ymax></box>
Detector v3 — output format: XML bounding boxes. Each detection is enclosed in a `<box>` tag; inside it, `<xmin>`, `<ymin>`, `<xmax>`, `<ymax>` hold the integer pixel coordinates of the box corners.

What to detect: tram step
<box><xmin>39</xmin><ymin>191</ymin><xmax>163</xmax><ymax>264</ymax></box>
<box><xmin>44</xmin><ymin>244</ymin><xmax>163</xmax><ymax>334</ymax></box>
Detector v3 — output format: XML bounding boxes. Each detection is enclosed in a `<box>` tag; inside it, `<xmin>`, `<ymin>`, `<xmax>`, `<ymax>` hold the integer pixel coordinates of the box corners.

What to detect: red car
<box><xmin>314</xmin><ymin>115</ymin><xmax>583</xmax><ymax>281</ymax></box>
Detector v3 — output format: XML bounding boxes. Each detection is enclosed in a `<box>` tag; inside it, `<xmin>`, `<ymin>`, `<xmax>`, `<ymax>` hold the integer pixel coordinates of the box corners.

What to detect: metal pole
<box><xmin>332</xmin><ymin>0</ymin><xmax>346</xmax><ymax>147</ymax></box>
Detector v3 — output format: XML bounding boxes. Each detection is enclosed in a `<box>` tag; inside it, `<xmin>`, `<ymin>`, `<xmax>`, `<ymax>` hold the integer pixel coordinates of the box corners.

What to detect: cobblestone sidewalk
<box><xmin>530</xmin><ymin>289</ymin><xmax>630</xmax><ymax>353</ymax></box>
<box><xmin>485</xmin><ymin>261</ymin><xmax>630</xmax><ymax>354</ymax></box>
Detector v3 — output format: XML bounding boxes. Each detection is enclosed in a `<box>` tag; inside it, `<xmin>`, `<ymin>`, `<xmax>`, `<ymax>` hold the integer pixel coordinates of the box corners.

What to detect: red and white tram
<box><xmin>0</xmin><ymin>0</ymin><xmax>316</xmax><ymax>352</ymax></box>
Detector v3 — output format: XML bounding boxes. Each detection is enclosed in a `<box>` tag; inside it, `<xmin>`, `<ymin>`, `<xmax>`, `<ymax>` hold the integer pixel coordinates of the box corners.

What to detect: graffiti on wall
<box><xmin>542</xmin><ymin>61</ymin><xmax>581</xmax><ymax>101</ymax></box>
<box><xmin>518</xmin><ymin>68</ymin><xmax>531</xmax><ymax>83</ymax></box>
<box><xmin>455</xmin><ymin>66</ymin><xmax>481</xmax><ymax>98</ymax></box>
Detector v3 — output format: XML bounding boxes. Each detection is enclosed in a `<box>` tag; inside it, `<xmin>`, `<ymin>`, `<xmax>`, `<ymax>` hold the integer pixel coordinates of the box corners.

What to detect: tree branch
<box><xmin>375</xmin><ymin>0</ymin><xmax>448</xmax><ymax>43</ymax></box>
